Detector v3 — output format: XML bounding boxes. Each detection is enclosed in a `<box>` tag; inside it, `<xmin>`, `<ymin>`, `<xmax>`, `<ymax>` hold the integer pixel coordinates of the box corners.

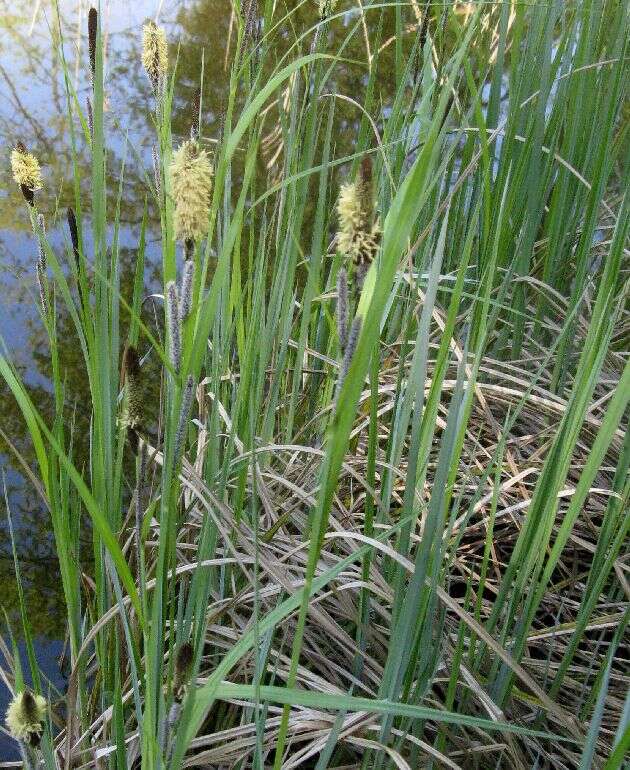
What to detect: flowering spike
<box><xmin>152</xmin><ymin>145</ymin><xmax>161</xmax><ymax>200</ymax></box>
<box><xmin>166</xmin><ymin>281</ymin><xmax>181</xmax><ymax>372</ymax></box>
<box><xmin>242</xmin><ymin>0</ymin><xmax>260</xmax><ymax>48</ymax></box>
<box><xmin>179</xmin><ymin>260</ymin><xmax>195</xmax><ymax>323</ymax></box>
<box><xmin>121</xmin><ymin>345</ymin><xmax>144</xmax><ymax>435</ymax></box>
<box><xmin>318</xmin><ymin>0</ymin><xmax>339</xmax><ymax>19</ymax></box>
<box><xmin>337</xmin><ymin>181</ymin><xmax>362</xmax><ymax>254</ymax></box>
<box><xmin>175</xmin><ymin>642</ymin><xmax>193</xmax><ymax>675</ymax></box>
<box><xmin>135</xmin><ymin>438</ymin><xmax>146</xmax><ymax>559</ymax></box>
<box><xmin>167</xmin><ymin>701</ymin><xmax>181</xmax><ymax>731</ymax></box>
<box><xmin>170</xmin><ymin>139</ymin><xmax>213</xmax><ymax>243</ymax></box>
<box><xmin>142</xmin><ymin>21</ymin><xmax>168</xmax><ymax>92</ymax></box>
<box><xmin>33</xmin><ymin>214</ymin><xmax>48</xmax><ymax>316</ymax></box>
<box><xmin>5</xmin><ymin>690</ymin><xmax>47</xmax><ymax>747</ymax></box>
<box><xmin>36</xmin><ymin>261</ymin><xmax>49</xmax><ymax>317</ymax></box>
<box><xmin>337</xmin><ymin>268</ymin><xmax>349</xmax><ymax>353</ymax></box>
<box><xmin>190</xmin><ymin>88</ymin><xmax>202</xmax><ymax>140</ymax></box>
<box><xmin>88</xmin><ymin>8</ymin><xmax>97</xmax><ymax>84</ymax></box>
<box><xmin>358</xmin><ymin>155</ymin><xmax>374</xmax><ymax>222</ymax></box>
<box><xmin>174</xmin><ymin>642</ymin><xmax>193</xmax><ymax>694</ymax></box>
<box><xmin>334</xmin><ymin>316</ymin><xmax>362</xmax><ymax>408</ymax></box>
<box><xmin>11</xmin><ymin>143</ymin><xmax>43</xmax><ymax>205</ymax></box>
<box><xmin>34</xmin><ymin>213</ymin><xmax>46</xmax><ymax>271</ymax></box>
<box><xmin>86</xmin><ymin>97</ymin><xmax>94</xmax><ymax>139</ymax></box>
<box><xmin>337</xmin><ymin>158</ymin><xmax>381</xmax><ymax>289</ymax></box>
<box><xmin>174</xmin><ymin>375</ymin><xmax>194</xmax><ymax>461</ymax></box>
<box><xmin>67</xmin><ymin>207</ymin><xmax>80</xmax><ymax>266</ymax></box>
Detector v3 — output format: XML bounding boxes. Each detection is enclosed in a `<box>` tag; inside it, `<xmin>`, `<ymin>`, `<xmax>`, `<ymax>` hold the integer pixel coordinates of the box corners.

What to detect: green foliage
<box><xmin>0</xmin><ymin>1</ymin><xmax>628</xmax><ymax>768</ymax></box>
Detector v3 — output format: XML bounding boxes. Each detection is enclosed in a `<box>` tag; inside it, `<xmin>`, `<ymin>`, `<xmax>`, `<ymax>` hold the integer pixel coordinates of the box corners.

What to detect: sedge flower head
<box><xmin>120</xmin><ymin>345</ymin><xmax>143</xmax><ymax>432</ymax></box>
<box><xmin>337</xmin><ymin>181</ymin><xmax>364</xmax><ymax>256</ymax></box>
<box><xmin>173</xmin><ymin>642</ymin><xmax>194</xmax><ymax>702</ymax></box>
<box><xmin>318</xmin><ymin>0</ymin><xmax>339</xmax><ymax>18</ymax></box>
<box><xmin>5</xmin><ymin>690</ymin><xmax>47</xmax><ymax>745</ymax></box>
<box><xmin>337</xmin><ymin>157</ymin><xmax>380</xmax><ymax>273</ymax></box>
<box><xmin>170</xmin><ymin>139</ymin><xmax>213</xmax><ymax>243</ymax></box>
<box><xmin>11</xmin><ymin>144</ymin><xmax>43</xmax><ymax>192</ymax></box>
<box><xmin>337</xmin><ymin>184</ymin><xmax>381</xmax><ymax>267</ymax></box>
<box><xmin>142</xmin><ymin>21</ymin><xmax>168</xmax><ymax>90</ymax></box>
<box><xmin>88</xmin><ymin>7</ymin><xmax>97</xmax><ymax>82</ymax></box>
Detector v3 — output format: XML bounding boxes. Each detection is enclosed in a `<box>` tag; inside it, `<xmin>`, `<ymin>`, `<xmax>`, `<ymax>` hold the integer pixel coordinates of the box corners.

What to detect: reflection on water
<box><xmin>0</xmin><ymin>0</ymin><xmax>398</xmax><ymax>756</ymax></box>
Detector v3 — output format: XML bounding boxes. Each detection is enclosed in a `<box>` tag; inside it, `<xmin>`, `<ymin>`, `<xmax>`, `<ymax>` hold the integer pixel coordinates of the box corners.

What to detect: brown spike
<box><xmin>175</xmin><ymin>642</ymin><xmax>193</xmax><ymax>679</ymax></box>
<box><xmin>67</xmin><ymin>207</ymin><xmax>80</xmax><ymax>265</ymax></box>
<box><xmin>28</xmin><ymin>730</ymin><xmax>43</xmax><ymax>748</ymax></box>
<box><xmin>128</xmin><ymin>428</ymin><xmax>140</xmax><ymax>455</ymax></box>
<box><xmin>172</xmin><ymin>641</ymin><xmax>194</xmax><ymax>702</ymax></box>
<box><xmin>358</xmin><ymin>156</ymin><xmax>375</xmax><ymax>223</ymax></box>
<box><xmin>419</xmin><ymin>7</ymin><xmax>430</xmax><ymax>50</ymax></box>
<box><xmin>191</xmin><ymin>88</ymin><xmax>202</xmax><ymax>139</ymax></box>
<box><xmin>21</xmin><ymin>184</ymin><xmax>34</xmax><ymax>206</ymax></box>
<box><xmin>22</xmin><ymin>690</ymin><xmax>39</xmax><ymax>722</ymax></box>
<box><xmin>359</xmin><ymin>155</ymin><xmax>372</xmax><ymax>186</ymax></box>
<box><xmin>88</xmin><ymin>8</ymin><xmax>98</xmax><ymax>81</ymax></box>
<box><xmin>121</xmin><ymin>344</ymin><xmax>144</xmax><ymax>449</ymax></box>
<box><xmin>121</xmin><ymin>344</ymin><xmax>140</xmax><ymax>385</ymax></box>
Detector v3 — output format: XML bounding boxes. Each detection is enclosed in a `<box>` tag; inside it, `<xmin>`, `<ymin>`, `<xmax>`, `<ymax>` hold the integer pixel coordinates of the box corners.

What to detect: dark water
<box><xmin>0</xmin><ymin>0</ymin><xmax>397</xmax><ymax>757</ymax></box>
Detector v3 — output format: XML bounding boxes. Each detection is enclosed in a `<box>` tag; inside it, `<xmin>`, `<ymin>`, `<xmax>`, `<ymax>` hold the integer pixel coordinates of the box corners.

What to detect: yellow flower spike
<box><xmin>318</xmin><ymin>0</ymin><xmax>339</xmax><ymax>19</ymax></box>
<box><xmin>337</xmin><ymin>181</ymin><xmax>364</xmax><ymax>256</ymax></box>
<box><xmin>11</xmin><ymin>143</ymin><xmax>43</xmax><ymax>193</ymax></box>
<box><xmin>142</xmin><ymin>21</ymin><xmax>168</xmax><ymax>91</ymax></box>
<box><xmin>336</xmin><ymin>156</ymin><xmax>381</xmax><ymax>286</ymax></box>
<box><xmin>5</xmin><ymin>690</ymin><xmax>47</xmax><ymax>747</ymax></box>
<box><xmin>170</xmin><ymin>139</ymin><xmax>213</xmax><ymax>244</ymax></box>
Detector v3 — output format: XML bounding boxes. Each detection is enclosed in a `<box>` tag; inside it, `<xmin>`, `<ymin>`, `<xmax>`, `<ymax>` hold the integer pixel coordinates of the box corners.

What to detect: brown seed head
<box><xmin>173</xmin><ymin>642</ymin><xmax>194</xmax><ymax>701</ymax></box>
<box><xmin>67</xmin><ymin>207</ymin><xmax>80</xmax><ymax>265</ymax></box>
<box><xmin>121</xmin><ymin>344</ymin><xmax>141</xmax><ymax>383</ymax></box>
<box><xmin>88</xmin><ymin>8</ymin><xmax>98</xmax><ymax>81</ymax></box>
<box><xmin>175</xmin><ymin>642</ymin><xmax>193</xmax><ymax>677</ymax></box>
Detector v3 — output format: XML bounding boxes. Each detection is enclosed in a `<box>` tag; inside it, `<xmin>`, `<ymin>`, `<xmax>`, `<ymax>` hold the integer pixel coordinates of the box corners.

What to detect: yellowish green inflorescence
<box><xmin>318</xmin><ymin>0</ymin><xmax>339</xmax><ymax>19</ymax></box>
<box><xmin>170</xmin><ymin>139</ymin><xmax>213</xmax><ymax>244</ymax></box>
<box><xmin>337</xmin><ymin>157</ymin><xmax>381</xmax><ymax>284</ymax></box>
<box><xmin>142</xmin><ymin>21</ymin><xmax>168</xmax><ymax>91</ymax></box>
<box><xmin>11</xmin><ymin>144</ymin><xmax>43</xmax><ymax>192</ymax></box>
<box><xmin>5</xmin><ymin>690</ymin><xmax>47</xmax><ymax>747</ymax></box>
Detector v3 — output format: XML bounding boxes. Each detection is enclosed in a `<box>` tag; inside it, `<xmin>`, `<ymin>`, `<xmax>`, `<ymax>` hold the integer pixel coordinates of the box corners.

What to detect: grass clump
<box><xmin>1</xmin><ymin>1</ymin><xmax>628</xmax><ymax>769</ymax></box>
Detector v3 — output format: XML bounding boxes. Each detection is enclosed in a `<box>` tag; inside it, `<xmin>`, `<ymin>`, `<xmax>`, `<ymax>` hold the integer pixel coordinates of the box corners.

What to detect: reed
<box><xmin>1</xmin><ymin>2</ymin><xmax>628</xmax><ymax>769</ymax></box>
